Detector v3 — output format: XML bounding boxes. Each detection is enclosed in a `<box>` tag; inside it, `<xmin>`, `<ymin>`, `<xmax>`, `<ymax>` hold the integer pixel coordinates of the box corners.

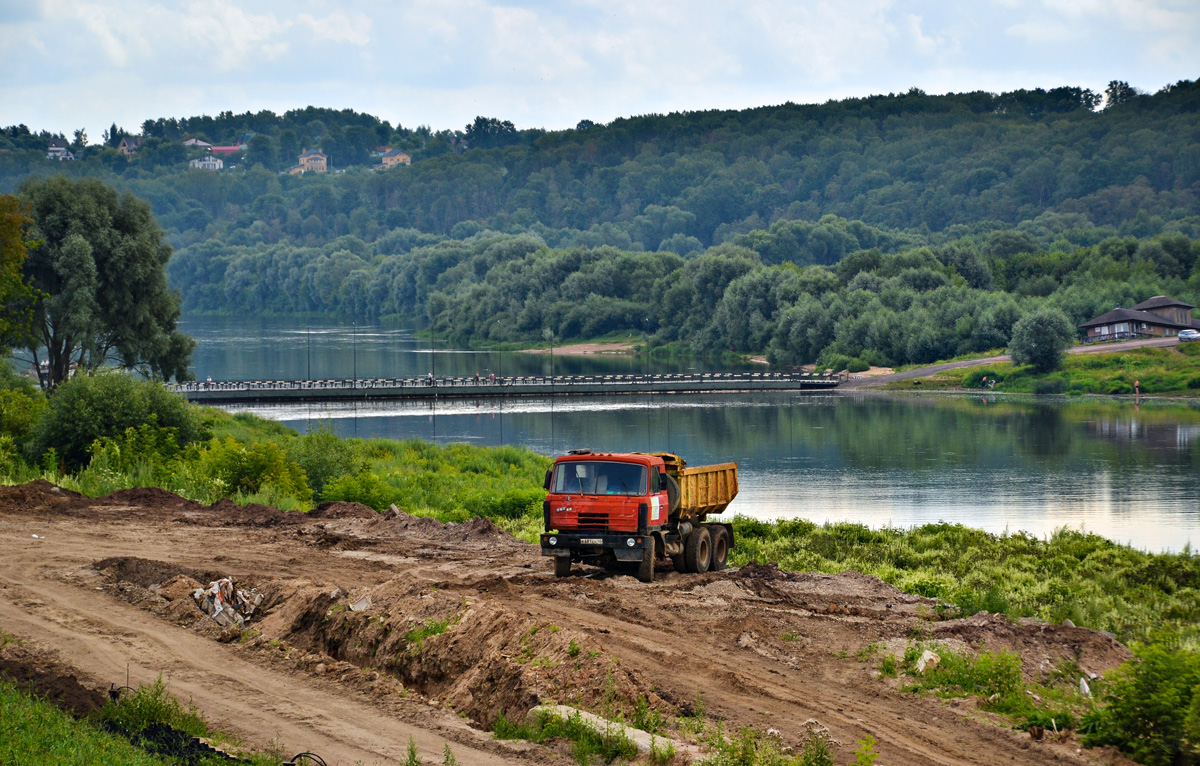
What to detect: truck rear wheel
<box><xmin>636</xmin><ymin>546</ymin><xmax>654</xmax><ymax>583</ymax></box>
<box><xmin>709</xmin><ymin>526</ymin><xmax>729</xmax><ymax>571</ymax></box>
<box><xmin>554</xmin><ymin>556</ymin><xmax>572</xmax><ymax>578</ymax></box>
<box><xmin>684</xmin><ymin>527</ymin><xmax>711</xmax><ymax>574</ymax></box>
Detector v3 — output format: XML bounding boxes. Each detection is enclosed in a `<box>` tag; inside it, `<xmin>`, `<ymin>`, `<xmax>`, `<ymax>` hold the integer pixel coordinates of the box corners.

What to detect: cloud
<box><xmin>297</xmin><ymin>9</ymin><xmax>372</xmax><ymax>47</ymax></box>
<box><xmin>4</xmin><ymin>0</ymin><xmax>1199</xmax><ymax>139</ymax></box>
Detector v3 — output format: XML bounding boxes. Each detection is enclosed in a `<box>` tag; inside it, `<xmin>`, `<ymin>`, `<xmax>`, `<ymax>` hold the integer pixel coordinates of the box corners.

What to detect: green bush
<box><xmin>195</xmin><ymin>437</ymin><xmax>312</xmax><ymax>504</ymax></box>
<box><xmin>29</xmin><ymin>372</ymin><xmax>205</xmax><ymax>469</ymax></box>
<box><xmin>846</xmin><ymin>358</ymin><xmax>870</xmax><ymax>373</ymax></box>
<box><xmin>323</xmin><ymin>471</ymin><xmax>397</xmax><ymax>511</ymax></box>
<box><xmin>287</xmin><ymin>424</ymin><xmax>363</xmax><ymax>499</ymax></box>
<box><xmin>1084</xmin><ymin>644</ymin><xmax>1200</xmax><ymax>766</ymax></box>
<box><xmin>0</xmin><ymin>386</ymin><xmax>45</xmax><ymax>446</ymax></box>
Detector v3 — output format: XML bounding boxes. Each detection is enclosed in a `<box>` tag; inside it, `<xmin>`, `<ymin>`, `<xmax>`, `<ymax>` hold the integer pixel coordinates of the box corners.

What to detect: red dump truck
<box><xmin>540</xmin><ymin>450</ymin><xmax>739</xmax><ymax>582</ymax></box>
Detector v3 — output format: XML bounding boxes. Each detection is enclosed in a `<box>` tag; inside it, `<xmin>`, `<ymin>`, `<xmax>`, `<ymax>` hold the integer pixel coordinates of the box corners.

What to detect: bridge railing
<box><xmin>173</xmin><ymin>370</ymin><xmax>837</xmax><ymax>394</ymax></box>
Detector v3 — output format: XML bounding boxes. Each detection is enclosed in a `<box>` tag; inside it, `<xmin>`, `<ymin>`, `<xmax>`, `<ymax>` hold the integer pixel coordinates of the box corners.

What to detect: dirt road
<box><xmin>0</xmin><ymin>483</ymin><xmax>1135</xmax><ymax>766</ymax></box>
<box><xmin>843</xmin><ymin>337</ymin><xmax>1181</xmax><ymax>388</ymax></box>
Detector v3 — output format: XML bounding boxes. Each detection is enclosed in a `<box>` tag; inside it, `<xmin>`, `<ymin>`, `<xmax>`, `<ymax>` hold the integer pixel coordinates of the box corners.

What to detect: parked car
<box><xmin>1179</xmin><ymin>329</ymin><xmax>1200</xmax><ymax>342</ymax></box>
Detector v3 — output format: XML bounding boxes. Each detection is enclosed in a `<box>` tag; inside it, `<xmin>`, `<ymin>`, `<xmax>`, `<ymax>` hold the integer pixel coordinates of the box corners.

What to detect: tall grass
<box><xmin>0</xmin><ymin>678</ymin><xmax>172</xmax><ymax>765</ymax></box>
<box><xmin>731</xmin><ymin>517</ymin><xmax>1200</xmax><ymax>646</ymax></box>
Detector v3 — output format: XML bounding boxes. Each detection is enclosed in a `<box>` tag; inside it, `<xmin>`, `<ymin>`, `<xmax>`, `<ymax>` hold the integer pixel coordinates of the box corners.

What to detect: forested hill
<box><xmin>3</xmin><ymin>80</ymin><xmax>1200</xmax><ymax>371</ymax></box>
<box><xmin>3</xmin><ymin>80</ymin><xmax>1198</xmax><ymax>249</ymax></box>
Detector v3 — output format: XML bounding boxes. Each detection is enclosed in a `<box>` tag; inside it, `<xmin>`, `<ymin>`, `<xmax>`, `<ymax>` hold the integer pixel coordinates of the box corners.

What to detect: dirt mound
<box><xmin>309</xmin><ymin>501</ymin><xmax>377</xmax><ymax>519</ymax></box>
<box><xmin>0</xmin><ymin>480</ymin><xmax>83</xmax><ymax>514</ymax></box>
<box><xmin>447</xmin><ymin>516</ymin><xmax>512</xmax><ymax>542</ymax></box>
<box><xmin>258</xmin><ymin>578</ymin><xmax>656</xmax><ymax>728</ymax></box>
<box><xmin>177</xmin><ymin>498</ymin><xmax>307</xmax><ymax>528</ymax></box>
<box><xmin>0</xmin><ymin>639</ymin><xmax>106</xmax><ymax>717</ymax></box>
<box><xmin>98</xmin><ymin>486</ymin><xmax>203</xmax><ymax>512</ymax></box>
<box><xmin>366</xmin><ymin>511</ymin><xmax>516</xmax><ymax>544</ymax></box>
<box><xmin>733</xmin><ymin>561</ymin><xmax>797</xmax><ymax>581</ymax></box>
<box><xmin>94</xmin><ymin>556</ymin><xmax>220</xmax><ymax>589</ymax></box>
<box><xmin>929</xmin><ymin>611</ymin><xmax>1133</xmax><ymax>680</ymax></box>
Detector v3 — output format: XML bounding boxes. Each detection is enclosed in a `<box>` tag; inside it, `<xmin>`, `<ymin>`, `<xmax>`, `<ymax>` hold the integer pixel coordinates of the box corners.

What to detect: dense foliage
<box><xmin>4</xmin><ymin>82</ymin><xmax>1198</xmax><ymax>249</ymax></box>
<box><xmin>17</xmin><ymin>177</ymin><xmax>194</xmax><ymax>388</ymax></box>
<box><xmin>4</xmin><ymin>82</ymin><xmax>1200</xmax><ymax>365</ymax></box>
<box><xmin>0</xmin><ymin>195</ymin><xmax>38</xmax><ymax>351</ymax></box>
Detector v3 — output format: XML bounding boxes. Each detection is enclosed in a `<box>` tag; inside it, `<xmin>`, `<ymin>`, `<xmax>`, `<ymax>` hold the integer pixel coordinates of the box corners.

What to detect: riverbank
<box><xmin>518</xmin><ymin>340</ymin><xmax>637</xmax><ymax>356</ymax></box>
<box><xmin>839</xmin><ymin>338</ymin><xmax>1200</xmax><ymax>395</ymax></box>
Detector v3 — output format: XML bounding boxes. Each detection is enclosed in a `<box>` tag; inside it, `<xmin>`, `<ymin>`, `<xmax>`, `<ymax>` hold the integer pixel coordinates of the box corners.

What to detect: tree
<box><xmin>464</xmin><ymin>116</ymin><xmax>517</xmax><ymax>150</ymax></box>
<box><xmin>0</xmin><ymin>195</ymin><xmax>38</xmax><ymax>351</ymax></box>
<box><xmin>18</xmin><ymin>177</ymin><xmax>194</xmax><ymax>389</ymax></box>
<box><xmin>1008</xmin><ymin>307</ymin><xmax>1075</xmax><ymax>373</ymax></box>
<box><xmin>1105</xmin><ymin>81</ymin><xmax>1140</xmax><ymax>109</ymax></box>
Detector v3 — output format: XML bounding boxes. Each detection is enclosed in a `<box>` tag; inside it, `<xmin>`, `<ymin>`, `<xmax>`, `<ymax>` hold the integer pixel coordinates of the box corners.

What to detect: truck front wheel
<box><xmin>709</xmin><ymin>526</ymin><xmax>729</xmax><ymax>571</ymax></box>
<box><xmin>636</xmin><ymin>546</ymin><xmax>655</xmax><ymax>583</ymax></box>
<box><xmin>554</xmin><ymin>556</ymin><xmax>572</xmax><ymax>578</ymax></box>
<box><xmin>684</xmin><ymin>527</ymin><xmax>711</xmax><ymax>574</ymax></box>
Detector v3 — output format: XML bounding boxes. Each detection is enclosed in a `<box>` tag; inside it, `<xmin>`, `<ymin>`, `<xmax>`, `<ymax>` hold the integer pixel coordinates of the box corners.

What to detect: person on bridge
<box><xmin>475</xmin><ymin>371</ymin><xmax>480</xmax><ymax>385</ymax></box>
<box><xmin>427</xmin><ymin>371</ymin><xmax>434</xmax><ymax>386</ymax></box>
<box><xmin>489</xmin><ymin>372</ymin><xmax>495</xmax><ymax>385</ymax></box>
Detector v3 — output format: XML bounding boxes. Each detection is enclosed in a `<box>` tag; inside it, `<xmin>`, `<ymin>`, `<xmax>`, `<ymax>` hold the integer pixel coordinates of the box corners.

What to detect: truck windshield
<box><xmin>552</xmin><ymin>461</ymin><xmax>647</xmax><ymax>496</ymax></box>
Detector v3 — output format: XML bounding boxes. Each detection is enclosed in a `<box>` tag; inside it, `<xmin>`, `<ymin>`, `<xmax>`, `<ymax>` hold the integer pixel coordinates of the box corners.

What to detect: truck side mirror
<box><xmin>544</xmin><ymin>470</ymin><xmax>552</xmax><ymax>490</ymax></box>
<box><xmin>659</xmin><ymin>474</ymin><xmax>668</xmax><ymax>491</ymax></box>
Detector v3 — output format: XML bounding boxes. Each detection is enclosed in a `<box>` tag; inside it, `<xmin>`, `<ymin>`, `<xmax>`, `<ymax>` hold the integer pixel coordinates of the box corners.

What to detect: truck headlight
<box><xmin>626</xmin><ymin>538</ymin><xmax>635</xmax><ymax>547</ymax></box>
<box><xmin>548</xmin><ymin>536</ymin><xmax>557</xmax><ymax>546</ymax></box>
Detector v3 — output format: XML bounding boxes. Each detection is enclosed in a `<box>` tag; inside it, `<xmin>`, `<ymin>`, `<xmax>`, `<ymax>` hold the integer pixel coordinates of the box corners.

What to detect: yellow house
<box><xmin>378</xmin><ymin>149</ymin><xmax>411</xmax><ymax>169</ymax></box>
<box><xmin>289</xmin><ymin>148</ymin><xmax>328</xmax><ymax>174</ymax></box>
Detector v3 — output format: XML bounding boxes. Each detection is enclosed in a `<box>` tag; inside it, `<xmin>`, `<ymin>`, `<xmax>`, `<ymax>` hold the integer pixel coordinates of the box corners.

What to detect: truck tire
<box><xmin>670</xmin><ymin>552</ymin><xmax>686</xmax><ymax>573</ymax></box>
<box><xmin>554</xmin><ymin>556</ymin><xmax>572</xmax><ymax>578</ymax></box>
<box><xmin>709</xmin><ymin>525</ymin><xmax>729</xmax><ymax>571</ymax></box>
<box><xmin>636</xmin><ymin>546</ymin><xmax>654</xmax><ymax>583</ymax></box>
<box><xmin>665</xmin><ymin>475</ymin><xmax>681</xmax><ymax>515</ymax></box>
<box><xmin>684</xmin><ymin>527</ymin><xmax>711</xmax><ymax>574</ymax></box>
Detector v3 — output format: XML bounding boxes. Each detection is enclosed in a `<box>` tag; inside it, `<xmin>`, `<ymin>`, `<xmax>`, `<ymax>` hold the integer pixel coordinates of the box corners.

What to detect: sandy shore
<box><xmin>519</xmin><ymin>341</ymin><xmax>636</xmax><ymax>356</ymax></box>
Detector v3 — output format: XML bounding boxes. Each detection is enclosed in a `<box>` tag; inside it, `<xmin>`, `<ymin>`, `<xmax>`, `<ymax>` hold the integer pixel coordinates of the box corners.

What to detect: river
<box><xmin>182</xmin><ymin>315</ymin><xmax>1200</xmax><ymax>552</ymax></box>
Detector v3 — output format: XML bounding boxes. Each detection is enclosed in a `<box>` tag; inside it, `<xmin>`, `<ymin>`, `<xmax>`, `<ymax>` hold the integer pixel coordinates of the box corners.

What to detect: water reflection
<box><xmin>183</xmin><ymin>316</ymin><xmax>1200</xmax><ymax>552</ymax></box>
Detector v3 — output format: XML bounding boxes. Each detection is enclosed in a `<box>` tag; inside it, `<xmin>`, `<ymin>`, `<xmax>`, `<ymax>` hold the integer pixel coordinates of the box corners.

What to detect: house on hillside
<box><xmin>209</xmin><ymin>141</ymin><xmax>247</xmax><ymax>157</ymax></box>
<box><xmin>117</xmin><ymin>136</ymin><xmax>142</xmax><ymax>156</ymax></box>
<box><xmin>46</xmin><ymin>137</ymin><xmax>74</xmax><ymax>161</ymax></box>
<box><xmin>189</xmin><ymin>154</ymin><xmax>223</xmax><ymax>171</ymax></box>
<box><xmin>183</xmin><ymin>138</ymin><xmax>213</xmax><ymax>148</ymax></box>
<box><xmin>376</xmin><ymin>149</ymin><xmax>411</xmax><ymax>169</ymax></box>
<box><xmin>288</xmin><ymin>148</ymin><xmax>328</xmax><ymax>175</ymax></box>
<box><xmin>1079</xmin><ymin>295</ymin><xmax>1200</xmax><ymax>341</ymax></box>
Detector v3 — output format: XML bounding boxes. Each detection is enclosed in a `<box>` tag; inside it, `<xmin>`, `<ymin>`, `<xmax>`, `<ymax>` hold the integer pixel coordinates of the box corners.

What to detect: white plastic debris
<box><xmin>1079</xmin><ymin>677</ymin><xmax>1091</xmax><ymax>697</ymax></box>
<box><xmin>191</xmin><ymin>577</ymin><xmax>264</xmax><ymax>628</ymax></box>
<box><xmin>917</xmin><ymin>649</ymin><xmax>941</xmax><ymax>674</ymax></box>
<box><xmin>349</xmin><ymin>595</ymin><xmax>372</xmax><ymax>612</ymax></box>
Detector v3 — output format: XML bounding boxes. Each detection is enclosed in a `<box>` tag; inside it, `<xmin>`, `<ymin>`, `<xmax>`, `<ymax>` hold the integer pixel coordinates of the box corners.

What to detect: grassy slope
<box><xmin>886</xmin><ymin>342</ymin><xmax>1200</xmax><ymax>395</ymax></box>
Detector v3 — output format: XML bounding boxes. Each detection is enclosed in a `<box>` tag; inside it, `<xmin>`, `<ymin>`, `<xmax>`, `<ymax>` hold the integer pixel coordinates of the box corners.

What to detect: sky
<box><xmin>2</xmin><ymin>0</ymin><xmax>1198</xmax><ymax>142</ymax></box>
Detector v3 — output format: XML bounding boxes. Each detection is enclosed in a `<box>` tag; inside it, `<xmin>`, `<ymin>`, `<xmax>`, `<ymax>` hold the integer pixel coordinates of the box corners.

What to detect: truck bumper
<box><xmin>541</xmin><ymin>532</ymin><xmax>651</xmax><ymax>561</ymax></box>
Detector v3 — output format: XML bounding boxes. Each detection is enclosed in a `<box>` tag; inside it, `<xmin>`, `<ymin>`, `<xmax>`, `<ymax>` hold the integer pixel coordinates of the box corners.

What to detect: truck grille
<box><xmin>575</xmin><ymin>512</ymin><xmax>609</xmax><ymax>530</ymax></box>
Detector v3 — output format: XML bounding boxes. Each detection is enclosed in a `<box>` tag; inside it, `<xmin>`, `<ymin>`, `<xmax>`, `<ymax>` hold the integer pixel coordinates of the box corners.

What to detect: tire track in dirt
<box><xmin>0</xmin><ymin>518</ymin><xmax>540</xmax><ymax>766</ymax></box>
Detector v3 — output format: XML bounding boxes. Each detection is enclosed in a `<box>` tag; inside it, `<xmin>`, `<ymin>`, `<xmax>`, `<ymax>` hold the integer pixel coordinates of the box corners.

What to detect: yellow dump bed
<box><xmin>649</xmin><ymin>453</ymin><xmax>739</xmax><ymax>519</ymax></box>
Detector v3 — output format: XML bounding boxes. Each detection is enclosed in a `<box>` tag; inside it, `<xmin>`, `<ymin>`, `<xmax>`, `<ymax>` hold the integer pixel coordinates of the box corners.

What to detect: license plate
<box><xmin>580</xmin><ymin>538</ymin><xmax>603</xmax><ymax>545</ymax></box>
